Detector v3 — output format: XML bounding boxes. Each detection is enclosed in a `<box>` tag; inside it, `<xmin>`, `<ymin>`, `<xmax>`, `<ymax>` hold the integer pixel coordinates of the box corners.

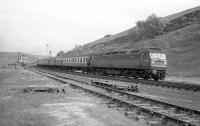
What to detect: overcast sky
<box><xmin>0</xmin><ymin>0</ymin><xmax>199</xmax><ymax>56</ymax></box>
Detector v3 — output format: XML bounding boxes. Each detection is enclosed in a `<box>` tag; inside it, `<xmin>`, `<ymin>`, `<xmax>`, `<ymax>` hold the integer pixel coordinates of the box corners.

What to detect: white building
<box><xmin>18</xmin><ymin>53</ymin><xmax>28</xmax><ymax>63</ymax></box>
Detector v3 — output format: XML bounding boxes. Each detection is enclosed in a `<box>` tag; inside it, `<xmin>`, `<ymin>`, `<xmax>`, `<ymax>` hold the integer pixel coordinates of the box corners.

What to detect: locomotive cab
<box><xmin>150</xmin><ymin>52</ymin><xmax>167</xmax><ymax>81</ymax></box>
<box><xmin>139</xmin><ymin>48</ymin><xmax>167</xmax><ymax>81</ymax></box>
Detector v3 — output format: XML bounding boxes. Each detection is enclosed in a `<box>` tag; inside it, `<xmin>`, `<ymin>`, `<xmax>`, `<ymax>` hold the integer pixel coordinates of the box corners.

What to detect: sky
<box><xmin>0</xmin><ymin>0</ymin><xmax>199</xmax><ymax>56</ymax></box>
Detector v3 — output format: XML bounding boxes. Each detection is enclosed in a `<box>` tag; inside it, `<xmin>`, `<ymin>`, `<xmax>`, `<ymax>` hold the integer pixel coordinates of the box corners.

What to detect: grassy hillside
<box><xmin>161</xmin><ymin>6</ymin><xmax>200</xmax><ymax>23</ymax></box>
<box><xmin>65</xmin><ymin>6</ymin><xmax>200</xmax><ymax>56</ymax></box>
<box><xmin>123</xmin><ymin>24</ymin><xmax>200</xmax><ymax>77</ymax></box>
<box><xmin>0</xmin><ymin>52</ymin><xmax>45</xmax><ymax>67</ymax></box>
<box><xmin>66</xmin><ymin>24</ymin><xmax>200</xmax><ymax>77</ymax></box>
<box><xmin>63</xmin><ymin>6</ymin><xmax>200</xmax><ymax>77</ymax></box>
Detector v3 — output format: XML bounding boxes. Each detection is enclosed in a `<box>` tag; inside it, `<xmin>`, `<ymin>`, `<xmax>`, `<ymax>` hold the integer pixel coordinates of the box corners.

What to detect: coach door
<box><xmin>140</xmin><ymin>52</ymin><xmax>149</xmax><ymax>68</ymax></box>
<box><xmin>139</xmin><ymin>52</ymin><xmax>144</xmax><ymax>68</ymax></box>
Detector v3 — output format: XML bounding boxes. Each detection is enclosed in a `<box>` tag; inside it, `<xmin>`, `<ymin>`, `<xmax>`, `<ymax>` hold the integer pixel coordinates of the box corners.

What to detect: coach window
<box><xmin>83</xmin><ymin>57</ymin><xmax>85</xmax><ymax>63</ymax></box>
<box><xmin>85</xmin><ymin>57</ymin><xmax>87</xmax><ymax>63</ymax></box>
<box><xmin>84</xmin><ymin>57</ymin><xmax>86</xmax><ymax>63</ymax></box>
<box><xmin>80</xmin><ymin>57</ymin><xmax>82</xmax><ymax>63</ymax></box>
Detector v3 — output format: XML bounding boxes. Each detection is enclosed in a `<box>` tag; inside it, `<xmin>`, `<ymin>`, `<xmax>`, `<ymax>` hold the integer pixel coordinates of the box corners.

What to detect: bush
<box><xmin>104</xmin><ymin>34</ymin><xmax>111</xmax><ymax>38</ymax></box>
<box><xmin>136</xmin><ymin>14</ymin><xmax>164</xmax><ymax>39</ymax></box>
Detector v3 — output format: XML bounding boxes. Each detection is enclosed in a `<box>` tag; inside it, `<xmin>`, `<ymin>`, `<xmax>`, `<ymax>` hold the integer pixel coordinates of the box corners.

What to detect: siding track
<box><xmin>27</xmin><ymin>67</ymin><xmax>200</xmax><ymax>126</ymax></box>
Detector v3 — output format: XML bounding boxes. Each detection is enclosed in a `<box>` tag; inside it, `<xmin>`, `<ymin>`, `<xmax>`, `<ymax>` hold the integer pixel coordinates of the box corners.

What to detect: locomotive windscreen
<box><xmin>150</xmin><ymin>53</ymin><xmax>167</xmax><ymax>67</ymax></box>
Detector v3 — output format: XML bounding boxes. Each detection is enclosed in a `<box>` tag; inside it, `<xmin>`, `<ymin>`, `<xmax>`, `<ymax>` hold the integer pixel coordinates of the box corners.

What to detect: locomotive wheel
<box><xmin>144</xmin><ymin>76</ymin><xmax>149</xmax><ymax>80</ymax></box>
<box><xmin>134</xmin><ymin>75</ymin><xmax>138</xmax><ymax>79</ymax></box>
<box><xmin>153</xmin><ymin>76</ymin><xmax>159</xmax><ymax>81</ymax></box>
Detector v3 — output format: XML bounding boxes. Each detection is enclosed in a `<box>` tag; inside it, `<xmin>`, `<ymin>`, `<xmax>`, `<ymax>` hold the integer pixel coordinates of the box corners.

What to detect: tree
<box><xmin>136</xmin><ymin>14</ymin><xmax>164</xmax><ymax>39</ymax></box>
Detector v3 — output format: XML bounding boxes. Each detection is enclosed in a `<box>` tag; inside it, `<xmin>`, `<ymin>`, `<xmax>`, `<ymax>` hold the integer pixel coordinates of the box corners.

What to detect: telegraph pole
<box><xmin>46</xmin><ymin>44</ymin><xmax>52</xmax><ymax>57</ymax></box>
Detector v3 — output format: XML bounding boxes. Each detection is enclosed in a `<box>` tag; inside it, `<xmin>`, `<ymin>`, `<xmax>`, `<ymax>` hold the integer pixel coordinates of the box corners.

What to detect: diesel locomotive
<box><xmin>37</xmin><ymin>48</ymin><xmax>167</xmax><ymax>81</ymax></box>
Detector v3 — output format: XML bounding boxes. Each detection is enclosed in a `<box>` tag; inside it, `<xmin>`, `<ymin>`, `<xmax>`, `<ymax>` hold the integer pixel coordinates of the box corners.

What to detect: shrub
<box><xmin>136</xmin><ymin>14</ymin><xmax>164</xmax><ymax>39</ymax></box>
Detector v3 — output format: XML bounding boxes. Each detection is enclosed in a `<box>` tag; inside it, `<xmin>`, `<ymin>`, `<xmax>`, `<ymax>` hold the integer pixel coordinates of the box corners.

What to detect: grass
<box><xmin>0</xmin><ymin>93</ymin><xmax>56</xmax><ymax>126</ymax></box>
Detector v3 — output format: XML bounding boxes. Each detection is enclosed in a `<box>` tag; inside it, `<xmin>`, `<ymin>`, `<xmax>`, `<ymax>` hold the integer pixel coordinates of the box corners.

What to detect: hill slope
<box><xmin>67</xmin><ymin>24</ymin><xmax>200</xmax><ymax>77</ymax></box>
<box><xmin>63</xmin><ymin>6</ymin><xmax>200</xmax><ymax>77</ymax></box>
<box><xmin>65</xmin><ymin>6</ymin><xmax>200</xmax><ymax>56</ymax></box>
<box><xmin>123</xmin><ymin>24</ymin><xmax>200</xmax><ymax>77</ymax></box>
<box><xmin>0</xmin><ymin>52</ymin><xmax>45</xmax><ymax>67</ymax></box>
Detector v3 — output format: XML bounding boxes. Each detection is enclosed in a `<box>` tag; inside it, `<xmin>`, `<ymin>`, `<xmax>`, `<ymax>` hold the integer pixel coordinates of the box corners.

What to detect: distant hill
<box><xmin>0</xmin><ymin>52</ymin><xmax>45</xmax><ymax>67</ymax></box>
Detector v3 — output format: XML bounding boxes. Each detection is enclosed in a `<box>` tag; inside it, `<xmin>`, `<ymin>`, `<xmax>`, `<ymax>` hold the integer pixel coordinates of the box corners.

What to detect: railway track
<box><xmin>36</xmin><ymin>66</ymin><xmax>200</xmax><ymax>92</ymax></box>
<box><xmin>27</xmin><ymin>67</ymin><xmax>200</xmax><ymax>126</ymax></box>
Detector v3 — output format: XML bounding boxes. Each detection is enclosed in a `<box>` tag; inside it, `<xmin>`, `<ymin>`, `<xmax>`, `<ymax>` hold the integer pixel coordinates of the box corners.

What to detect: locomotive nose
<box><xmin>152</xmin><ymin>69</ymin><xmax>157</xmax><ymax>75</ymax></box>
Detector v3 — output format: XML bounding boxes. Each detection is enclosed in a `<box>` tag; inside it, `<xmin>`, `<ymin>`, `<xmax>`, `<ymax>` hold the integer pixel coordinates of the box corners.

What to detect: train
<box><xmin>37</xmin><ymin>48</ymin><xmax>167</xmax><ymax>81</ymax></box>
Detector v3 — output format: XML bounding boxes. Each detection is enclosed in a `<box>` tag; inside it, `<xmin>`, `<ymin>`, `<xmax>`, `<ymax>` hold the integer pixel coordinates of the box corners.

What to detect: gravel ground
<box><xmin>0</xmin><ymin>68</ymin><xmax>145</xmax><ymax>126</ymax></box>
<box><xmin>166</xmin><ymin>76</ymin><xmax>200</xmax><ymax>85</ymax></box>
<box><xmin>51</xmin><ymin>71</ymin><xmax>200</xmax><ymax>111</ymax></box>
<box><xmin>96</xmin><ymin>79</ymin><xmax>200</xmax><ymax>111</ymax></box>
